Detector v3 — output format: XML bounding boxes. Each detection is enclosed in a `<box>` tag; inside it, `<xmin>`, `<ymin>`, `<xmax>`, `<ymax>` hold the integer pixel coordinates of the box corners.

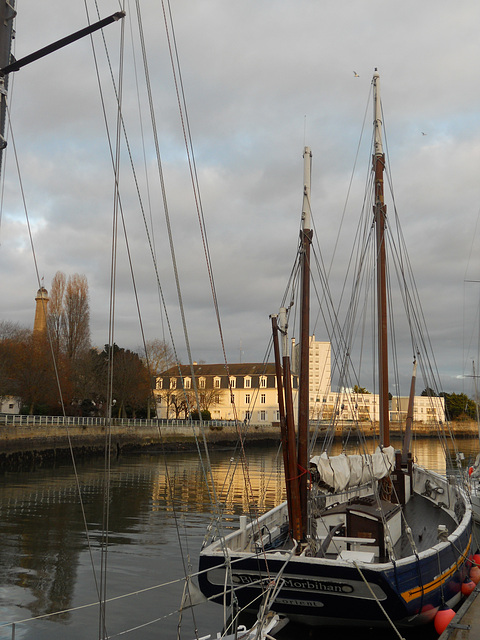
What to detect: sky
<box><xmin>1</xmin><ymin>0</ymin><xmax>480</xmax><ymax>396</ymax></box>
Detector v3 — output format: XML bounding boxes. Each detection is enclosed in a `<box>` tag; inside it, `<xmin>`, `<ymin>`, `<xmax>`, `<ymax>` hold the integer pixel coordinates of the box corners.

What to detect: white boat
<box><xmin>198</xmin><ymin>70</ymin><xmax>473</xmax><ymax>629</ymax></box>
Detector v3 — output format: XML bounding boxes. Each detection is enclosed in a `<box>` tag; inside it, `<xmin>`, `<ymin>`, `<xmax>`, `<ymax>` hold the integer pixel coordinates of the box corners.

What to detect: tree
<box><xmin>140</xmin><ymin>339</ymin><xmax>176</xmax><ymax>376</ymax></box>
<box><xmin>63</xmin><ymin>274</ymin><xmax>91</xmax><ymax>361</ymax></box>
<box><xmin>92</xmin><ymin>344</ymin><xmax>151</xmax><ymax>418</ymax></box>
<box><xmin>353</xmin><ymin>385</ymin><xmax>370</xmax><ymax>394</ymax></box>
<box><xmin>0</xmin><ymin>322</ymin><xmax>30</xmax><ymax>402</ymax></box>
<box><xmin>48</xmin><ymin>271</ymin><xmax>66</xmax><ymax>358</ymax></box>
<box><xmin>440</xmin><ymin>392</ymin><xmax>476</xmax><ymax>421</ymax></box>
<box><xmin>421</xmin><ymin>387</ymin><xmax>438</xmax><ymax>397</ymax></box>
<box><xmin>47</xmin><ymin>271</ymin><xmax>91</xmax><ymax>362</ymax></box>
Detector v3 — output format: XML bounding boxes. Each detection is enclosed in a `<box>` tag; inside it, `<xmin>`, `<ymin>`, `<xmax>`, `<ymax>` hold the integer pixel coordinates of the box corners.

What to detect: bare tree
<box><xmin>140</xmin><ymin>339</ymin><xmax>176</xmax><ymax>376</ymax></box>
<box><xmin>47</xmin><ymin>271</ymin><xmax>91</xmax><ymax>362</ymax></box>
<box><xmin>63</xmin><ymin>274</ymin><xmax>91</xmax><ymax>361</ymax></box>
<box><xmin>48</xmin><ymin>271</ymin><xmax>66</xmax><ymax>356</ymax></box>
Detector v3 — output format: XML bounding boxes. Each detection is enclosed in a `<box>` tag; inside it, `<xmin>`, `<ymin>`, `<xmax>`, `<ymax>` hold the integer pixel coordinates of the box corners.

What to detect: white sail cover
<box><xmin>310</xmin><ymin>446</ymin><xmax>396</xmax><ymax>492</ymax></box>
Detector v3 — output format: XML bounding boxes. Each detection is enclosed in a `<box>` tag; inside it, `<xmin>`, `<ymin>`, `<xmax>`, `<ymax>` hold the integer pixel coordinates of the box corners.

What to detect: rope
<box><xmin>353</xmin><ymin>562</ymin><xmax>407</xmax><ymax>640</ymax></box>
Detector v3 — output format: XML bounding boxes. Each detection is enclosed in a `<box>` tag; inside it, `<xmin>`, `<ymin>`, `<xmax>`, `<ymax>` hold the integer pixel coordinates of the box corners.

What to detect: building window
<box><xmin>214</xmin><ymin>377</ymin><xmax>220</xmax><ymax>388</ymax></box>
<box><xmin>261</xmin><ymin>394</ymin><xmax>266</xmax><ymax>404</ymax></box>
<box><xmin>245</xmin><ymin>377</ymin><xmax>251</xmax><ymax>388</ymax></box>
<box><xmin>245</xmin><ymin>394</ymin><xmax>251</xmax><ymax>404</ymax></box>
<box><xmin>260</xmin><ymin>377</ymin><xmax>267</xmax><ymax>388</ymax></box>
<box><xmin>215</xmin><ymin>395</ymin><xmax>220</xmax><ymax>404</ymax></box>
<box><xmin>184</xmin><ymin>378</ymin><xmax>191</xmax><ymax>389</ymax></box>
<box><xmin>260</xmin><ymin>410</ymin><xmax>266</xmax><ymax>421</ymax></box>
<box><xmin>156</xmin><ymin>378</ymin><xmax>163</xmax><ymax>390</ymax></box>
<box><xmin>170</xmin><ymin>378</ymin><xmax>176</xmax><ymax>389</ymax></box>
<box><xmin>230</xmin><ymin>377</ymin><xmax>236</xmax><ymax>389</ymax></box>
<box><xmin>230</xmin><ymin>393</ymin><xmax>234</xmax><ymax>403</ymax></box>
<box><xmin>245</xmin><ymin>411</ymin><xmax>251</xmax><ymax>421</ymax></box>
<box><xmin>199</xmin><ymin>378</ymin><xmax>205</xmax><ymax>389</ymax></box>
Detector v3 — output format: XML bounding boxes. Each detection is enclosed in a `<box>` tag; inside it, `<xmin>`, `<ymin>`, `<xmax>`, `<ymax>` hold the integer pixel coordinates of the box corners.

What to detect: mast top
<box><xmin>373</xmin><ymin>70</ymin><xmax>383</xmax><ymax>157</ymax></box>
<box><xmin>302</xmin><ymin>147</ymin><xmax>312</xmax><ymax>231</ymax></box>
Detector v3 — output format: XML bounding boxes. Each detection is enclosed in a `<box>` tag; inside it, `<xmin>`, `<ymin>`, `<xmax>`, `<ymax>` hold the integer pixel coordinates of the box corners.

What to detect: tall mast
<box><xmin>373</xmin><ymin>69</ymin><xmax>389</xmax><ymax>447</ymax></box>
<box><xmin>298</xmin><ymin>146</ymin><xmax>312</xmax><ymax>538</ymax></box>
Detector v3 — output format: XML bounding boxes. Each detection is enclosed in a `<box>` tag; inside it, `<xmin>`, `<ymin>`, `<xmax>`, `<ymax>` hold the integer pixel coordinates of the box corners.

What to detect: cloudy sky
<box><xmin>1</xmin><ymin>0</ymin><xmax>480</xmax><ymax>396</ymax></box>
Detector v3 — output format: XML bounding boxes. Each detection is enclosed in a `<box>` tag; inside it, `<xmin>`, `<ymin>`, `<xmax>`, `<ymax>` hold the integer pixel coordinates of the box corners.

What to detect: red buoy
<box><xmin>473</xmin><ymin>553</ymin><xmax>480</xmax><ymax>567</ymax></box>
<box><xmin>462</xmin><ymin>577</ymin><xmax>476</xmax><ymax>596</ymax></box>
<box><xmin>469</xmin><ymin>466</ymin><xmax>474</xmax><ymax>476</ymax></box>
<box><xmin>434</xmin><ymin>607</ymin><xmax>455</xmax><ymax>635</ymax></box>
<box><xmin>470</xmin><ymin>565</ymin><xmax>480</xmax><ymax>584</ymax></box>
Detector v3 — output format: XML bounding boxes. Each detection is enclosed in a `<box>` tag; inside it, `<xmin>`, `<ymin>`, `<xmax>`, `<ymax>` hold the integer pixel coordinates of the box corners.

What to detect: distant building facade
<box><xmin>154</xmin><ymin>337</ymin><xmax>445</xmax><ymax>425</ymax></box>
<box><xmin>155</xmin><ymin>362</ymin><xmax>295</xmax><ymax>423</ymax></box>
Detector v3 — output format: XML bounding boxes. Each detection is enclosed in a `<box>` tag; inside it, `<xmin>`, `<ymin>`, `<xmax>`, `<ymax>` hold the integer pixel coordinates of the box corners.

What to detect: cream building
<box><xmin>155</xmin><ymin>362</ymin><xmax>293</xmax><ymax>423</ymax></box>
<box><xmin>155</xmin><ymin>336</ymin><xmax>445</xmax><ymax>425</ymax></box>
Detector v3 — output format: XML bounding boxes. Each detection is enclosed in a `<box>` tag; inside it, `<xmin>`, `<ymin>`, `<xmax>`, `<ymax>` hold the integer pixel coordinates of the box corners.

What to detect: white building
<box><xmin>1</xmin><ymin>396</ymin><xmax>20</xmax><ymax>414</ymax></box>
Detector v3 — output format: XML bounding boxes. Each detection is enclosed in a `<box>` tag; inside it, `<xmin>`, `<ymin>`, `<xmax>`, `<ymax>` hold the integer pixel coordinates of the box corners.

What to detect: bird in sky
<box><xmin>421</xmin><ymin>132</ymin><xmax>427</xmax><ymax>136</ymax></box>
<box><xmin>353</xmin><ymin>71</ymin><xmax>359</xmax><ymax>77</ymax></box>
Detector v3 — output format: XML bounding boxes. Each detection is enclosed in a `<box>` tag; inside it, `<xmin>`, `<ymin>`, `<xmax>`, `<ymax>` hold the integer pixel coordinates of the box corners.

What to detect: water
<box><xmin>0</xmin><ymin>438</ymin><xmax>478</xmax><ymax>640</ymax></box>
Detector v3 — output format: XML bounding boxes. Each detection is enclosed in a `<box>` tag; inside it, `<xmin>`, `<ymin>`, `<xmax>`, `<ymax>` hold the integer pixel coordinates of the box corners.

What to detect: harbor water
<box><xmin>0</xmin><ymin>437</ymin><xmax>478</xmax><ymax>640</ymax></box>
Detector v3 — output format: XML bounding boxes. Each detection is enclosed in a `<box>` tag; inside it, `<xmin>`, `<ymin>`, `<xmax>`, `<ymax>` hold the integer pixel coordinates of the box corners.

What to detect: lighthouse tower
<box><xmin>33</xmin><ymin>286</ymin><xmax>49</xmax><ymax>335</ymax></box>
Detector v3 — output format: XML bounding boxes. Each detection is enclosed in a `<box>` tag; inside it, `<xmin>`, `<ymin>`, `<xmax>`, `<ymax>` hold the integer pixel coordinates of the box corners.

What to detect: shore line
<box><xmin>0</xmin><ymin>419</ymin><xmax>478</xmax><ymax>471</ymax></box>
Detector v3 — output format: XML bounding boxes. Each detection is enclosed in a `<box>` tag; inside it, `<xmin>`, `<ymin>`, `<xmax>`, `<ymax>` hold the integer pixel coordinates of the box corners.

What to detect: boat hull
<box><xmin>198</xmin><ymin>472</ymin><xmax>472</xmax><ymax>628</ymax></box>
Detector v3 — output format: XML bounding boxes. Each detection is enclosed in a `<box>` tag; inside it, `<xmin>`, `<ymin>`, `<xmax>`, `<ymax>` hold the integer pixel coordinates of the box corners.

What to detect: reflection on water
<box><xmin>0</xmin><ymin>438</ymin><xmax>478</xmax><ymax>639</ymax></box>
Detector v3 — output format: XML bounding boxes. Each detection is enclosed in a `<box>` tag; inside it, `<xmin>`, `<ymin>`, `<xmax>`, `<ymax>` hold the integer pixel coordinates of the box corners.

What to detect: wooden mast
<box><xmin>298</xmin><ymin>146</ymin><xmax>312</xmax><ymax>539</ymax></box>
<box><xmin>373</xmin><ymin>70</ymin><xmax>390</xmax><ymax>448</ymax></box>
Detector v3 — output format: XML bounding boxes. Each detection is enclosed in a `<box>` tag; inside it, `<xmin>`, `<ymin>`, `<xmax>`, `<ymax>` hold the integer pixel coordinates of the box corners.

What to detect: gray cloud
<box><xmin>1</xmin><ymin>0</ymin><xmax>480</xmax><ymax>397</ymax></box>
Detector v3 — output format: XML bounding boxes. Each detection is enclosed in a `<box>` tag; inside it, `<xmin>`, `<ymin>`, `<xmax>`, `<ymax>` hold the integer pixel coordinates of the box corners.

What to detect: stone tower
<box><xmin>33</xmin><ymin>286</ymin><xmax>49</xmax><ymax>335</ymax></box>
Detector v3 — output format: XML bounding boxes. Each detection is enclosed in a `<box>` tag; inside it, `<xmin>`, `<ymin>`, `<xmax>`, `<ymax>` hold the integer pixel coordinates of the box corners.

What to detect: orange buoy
<box><xmin>462</xmin><ymin>577</ymin><xmax>476</xmax><ymax>596</ymax></box>
<box><xmin>434</xmin><ymin>607</ymin><xmax>455</xmax><ymax>635</ymax></box>
<box><xmin>470</xmin><ymin>565</ymin><xmax>480</xmax><ymax>584</ymax></box>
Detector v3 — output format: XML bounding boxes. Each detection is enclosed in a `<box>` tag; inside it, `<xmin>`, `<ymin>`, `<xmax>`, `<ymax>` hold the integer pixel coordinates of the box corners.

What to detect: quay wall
<box><xmin>0</xmin><ymin>416</ymin><xmax>478</xmax><ymax>469</ymax></box>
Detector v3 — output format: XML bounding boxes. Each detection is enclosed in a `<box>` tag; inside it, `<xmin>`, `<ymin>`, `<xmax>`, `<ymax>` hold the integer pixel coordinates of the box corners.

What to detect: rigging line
<box><xmin>130</xmin><ymin>2</ymin><xmax>238</xmax><ymax>605</ymax></box>
<box><xmin>159</xmin><ymin>1</ymin><xmax>265</xmax><ymax>552</ymax></box>
<box><xmin>4</xmin><ymin>92</ymin><xmax>112</xmax><ymax>628</ymax></box>
<box><xmin>327</xmin><ymin>81</ymin><xmax>374</xmax><ymax>285</ymax></box>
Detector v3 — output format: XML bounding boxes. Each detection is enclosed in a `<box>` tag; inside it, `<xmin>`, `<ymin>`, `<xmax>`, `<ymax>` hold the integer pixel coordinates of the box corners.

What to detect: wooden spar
<box><xmin>283</xmin><ymin>354</ymin><xmax>303</xmax><ymax>541</ymax></box>
<box><xmin>271</xmin><ymin>315</ymin><xmax>294</xmax><ymax>533</ymax></box>
<box><xmin>298</xmin><ymin>146</ymin><xmax>312</xmax><ymax>540</ymax></box>
<box><xmin>372</xmin><ymin>70</ymin><xmax>390</xmax><ymax>448</ymax></box>
<box><xmin>402</xmin><ymin>359</ymin><xmax>417</xmax><ymax>464</ymax></box>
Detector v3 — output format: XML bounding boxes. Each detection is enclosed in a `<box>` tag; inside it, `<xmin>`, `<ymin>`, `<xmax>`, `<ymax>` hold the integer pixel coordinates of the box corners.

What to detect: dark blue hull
<box><xmin>198</xmin><ymin>507</ymin><xmax>472</xmax><ymax>627</ymax></box>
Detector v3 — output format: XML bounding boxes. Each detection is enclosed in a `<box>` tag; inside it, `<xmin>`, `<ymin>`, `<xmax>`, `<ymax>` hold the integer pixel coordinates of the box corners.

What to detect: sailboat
<box><xmin>198</xmin><ymin>70</ymin><xmax>473</xmax><ymax>629</ymax></box>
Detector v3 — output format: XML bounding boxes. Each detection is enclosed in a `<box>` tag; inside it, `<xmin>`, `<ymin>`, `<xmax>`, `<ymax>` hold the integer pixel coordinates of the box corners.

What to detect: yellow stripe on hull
<box><xmin>401</xmin><ymin>535</ymin><xmax>471</xmax><ymax>603</ymax></box>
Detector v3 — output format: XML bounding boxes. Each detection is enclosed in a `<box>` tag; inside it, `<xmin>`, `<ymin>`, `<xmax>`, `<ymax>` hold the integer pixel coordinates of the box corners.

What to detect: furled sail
<box><xmin>310</xmin><ymin>446</ymin><xmax>395</xmax><ymax>491</ymax></box>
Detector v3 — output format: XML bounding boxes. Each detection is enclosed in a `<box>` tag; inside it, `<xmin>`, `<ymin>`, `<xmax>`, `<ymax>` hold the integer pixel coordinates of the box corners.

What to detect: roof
<box><xmin>159</xmin><ymin>363</ymin><xmax>277</xmax><ymax>377</ymax></box>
